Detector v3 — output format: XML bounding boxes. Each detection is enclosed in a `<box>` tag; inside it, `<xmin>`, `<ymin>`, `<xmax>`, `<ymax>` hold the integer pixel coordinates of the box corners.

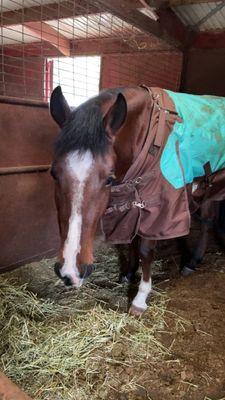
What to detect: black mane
<box><xmin>54</xmin><ymin>88</ymin><xmax>122</xmax><ymax>157</ymax></box>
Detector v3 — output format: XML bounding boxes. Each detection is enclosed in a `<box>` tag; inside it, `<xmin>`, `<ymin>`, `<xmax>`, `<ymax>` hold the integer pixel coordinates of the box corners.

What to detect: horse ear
<box><xmin>103</xmin><ymin>93</ymin><xmax>127</xmax><ymax>138</ymax></box>
<box><xmin>50</xmin><ymin>86</ymin><xmax>71</xmax><ymax>127</ymax></box>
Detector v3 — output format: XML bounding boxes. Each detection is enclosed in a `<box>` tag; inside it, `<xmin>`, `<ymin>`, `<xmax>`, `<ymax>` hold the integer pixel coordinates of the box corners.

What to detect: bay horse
<box><xmin>49</xmin><ymin>85</ymin><xmax>225</xmax><ymax>316</ymax></box>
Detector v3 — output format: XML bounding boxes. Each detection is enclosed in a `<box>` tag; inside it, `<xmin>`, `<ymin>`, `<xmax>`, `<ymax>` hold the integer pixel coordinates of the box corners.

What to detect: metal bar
<box><xmin>0</xmin><ymin>165</ymin><xmax>51</xmax><ymax>175</ymax></box>
<box><xmin>0</xmin><ymin>96</ymin><xmax>49</xmax><ymax>107</ymax></box>
<box><xmin>193</xmin><ymin>2</ymin><xmax>225</xmax><ymax>30</ymax></box>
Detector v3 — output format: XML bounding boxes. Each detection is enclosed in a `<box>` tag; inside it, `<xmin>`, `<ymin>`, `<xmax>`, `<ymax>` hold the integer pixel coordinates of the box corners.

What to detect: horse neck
<box><xmin>113</xmin><ymin>87</ymin><xmax>150</xmax><ymax>182</ymax></box>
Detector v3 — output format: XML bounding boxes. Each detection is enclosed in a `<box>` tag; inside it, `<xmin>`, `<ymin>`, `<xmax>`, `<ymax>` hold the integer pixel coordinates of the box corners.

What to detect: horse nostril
<box><xmin>54</xmin><ymin>263</ymin><xmax>73</xmax><ymax>286</ymax></box>
<box><xmin>54</xmin><ymin>262</ymin><xmax>63</xmax><ymax>278</ymax></box>
<box><xmin>63</xmin><ymin>276</ymin><xmax>73</xmax><ymax>286</ymax></box>
<box><xmin>79</xmin><ymin>264</ymin><xmax>95</xmax><ymax>279</ymax></box>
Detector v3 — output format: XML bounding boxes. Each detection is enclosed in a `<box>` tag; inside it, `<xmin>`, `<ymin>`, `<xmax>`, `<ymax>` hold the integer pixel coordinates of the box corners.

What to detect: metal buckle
<box><xmin>132</xmin><ymin>201</ymin><xmax>146</xmax><ymax>209</ymax></box>
<box><xmin>135</xmin><ymin>177</ymin><xmax>142</xmax><ymax>185</ymax></box>
<box><xmin>126</xmin><ymin>176</ymin><xmax>142</xmax><ymax>188</ymax></box>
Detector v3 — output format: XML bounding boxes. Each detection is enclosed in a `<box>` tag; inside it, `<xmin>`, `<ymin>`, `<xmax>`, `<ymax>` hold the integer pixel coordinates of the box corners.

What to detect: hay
<box><xmin>0</xmin><ymin>277</ymin><xmax>171</xmax><ymax>400</ymax></box>
<box><xmin>204</xmin><ymin>398</ymin><xmax>225</xmax><ymax>400</ymax></box>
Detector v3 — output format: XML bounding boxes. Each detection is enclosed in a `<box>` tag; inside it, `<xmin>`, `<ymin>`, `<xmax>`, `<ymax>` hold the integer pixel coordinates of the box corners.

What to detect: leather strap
<box><xmin>140</xmin><ymin>85</ymin><xmax>183</xmax><ymax>149</ymax></box>
<box><xmin>154</xmin><ymin>108</ymin><xmax>169</xmax><ymax>147</ymax></box>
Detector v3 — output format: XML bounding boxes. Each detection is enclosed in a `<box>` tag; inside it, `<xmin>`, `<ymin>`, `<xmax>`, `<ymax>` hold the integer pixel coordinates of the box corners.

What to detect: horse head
<box><xmin>50</xmin><ymin>86</ymin><xmax>128</xmax><ymax>287</ymax></box>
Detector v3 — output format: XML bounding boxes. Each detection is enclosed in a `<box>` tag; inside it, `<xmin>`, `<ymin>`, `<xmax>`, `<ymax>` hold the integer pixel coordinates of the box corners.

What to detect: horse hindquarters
<box><xmin>181</xmin><ymin>202</ymin><xmax>216</xmax><ymax>276</ymax></box>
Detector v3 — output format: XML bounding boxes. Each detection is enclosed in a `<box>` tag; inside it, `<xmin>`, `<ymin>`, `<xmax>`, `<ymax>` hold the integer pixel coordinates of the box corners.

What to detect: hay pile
<box><xmin>0</xmin><ymin>277</ymin><xmax>172</xmax><ymax>400</ymax></box>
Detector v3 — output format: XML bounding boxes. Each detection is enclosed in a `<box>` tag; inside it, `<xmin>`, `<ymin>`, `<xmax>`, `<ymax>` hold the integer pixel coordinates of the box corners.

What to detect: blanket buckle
<box><xmin>132</xmin><ymin>200</ymin><xmax>146</xmax><ymax>209</ymax></box>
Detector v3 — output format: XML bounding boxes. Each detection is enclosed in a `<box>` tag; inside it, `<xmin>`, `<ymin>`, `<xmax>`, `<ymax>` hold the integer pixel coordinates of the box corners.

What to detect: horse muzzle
<box><xmin>54</xmin><ymin>262</ymin><xmax>95</xmax><ymax>286</ymax></box>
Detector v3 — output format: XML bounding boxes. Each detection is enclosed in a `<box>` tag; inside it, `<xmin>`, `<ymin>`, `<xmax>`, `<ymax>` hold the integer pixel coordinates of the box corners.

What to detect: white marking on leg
<box><xmin>61</xmin><ymin>150</ymin><xmax>93</xmax><ymax>287</ymax></box>
<box><xmin>132</xmin><ymin>276</ymin><xmax>152</xmax><ymax>310</ymax></box>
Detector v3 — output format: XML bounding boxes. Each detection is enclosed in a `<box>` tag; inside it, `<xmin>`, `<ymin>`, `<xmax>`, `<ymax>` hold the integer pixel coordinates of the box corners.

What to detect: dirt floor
<box><xmin>1</xmin><ymin>244</ymin><xmax>225</xmax><ymax>400</ymax></box>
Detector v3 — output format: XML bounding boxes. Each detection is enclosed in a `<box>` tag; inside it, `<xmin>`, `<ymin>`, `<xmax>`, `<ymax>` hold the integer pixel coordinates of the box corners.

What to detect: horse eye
<box><xmin>50</xmin><ymin>165</ymin><xmax>58</xmax><ymax>180</ymax></box>
<box><xmin>105</xmin><ymin>175</ymin><xmax>116</xmax><ymax>187</ymax></box>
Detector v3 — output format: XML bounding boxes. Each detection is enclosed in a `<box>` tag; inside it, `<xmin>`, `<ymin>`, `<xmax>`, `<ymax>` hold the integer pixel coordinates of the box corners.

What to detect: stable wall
<box><xmin>182</xmin><ymin>48</ymin><xmax>225</xmax><ymax>96</ymax></box>
<box><xmin>0</xmin><ymin>49</ymin><xmax>183</xmax><ymax>101</ymax></box>
<box><xmin>101</xmin><ymin>51</ymin><xmax>183</xmax><ymax>91</ymax></box>
<box><xmin>0</xmin><ymin>56</ymin><xmax>44</xmax><ymax>99</ymax></box>
<box><xmin>0</xmin><ymin>97</ymin><xmax>59</xmax><ymax>272</ymax></box>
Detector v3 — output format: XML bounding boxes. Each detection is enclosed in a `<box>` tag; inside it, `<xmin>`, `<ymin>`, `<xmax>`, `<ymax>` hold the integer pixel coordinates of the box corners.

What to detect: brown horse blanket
<box><xmin>101</xmin><ymin>87</ymin><xmax>225</xmax><ymax>244</ymax></box>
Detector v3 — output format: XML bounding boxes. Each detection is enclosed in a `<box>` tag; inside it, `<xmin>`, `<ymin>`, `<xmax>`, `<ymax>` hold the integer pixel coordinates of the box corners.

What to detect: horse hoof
<box><xmin>129</xmin><ymin>304</ymin><xmax>145</xmax><ymax>317</ymax></box>
<box><xmin>119</xmin><ymin>275</ymin><xmax>130</xmax><ymax>284</ymax></box>
<box><xmin>181</xmin><ymin>266</ymin><xmax>195</xmax><ymax>277</ymax></box>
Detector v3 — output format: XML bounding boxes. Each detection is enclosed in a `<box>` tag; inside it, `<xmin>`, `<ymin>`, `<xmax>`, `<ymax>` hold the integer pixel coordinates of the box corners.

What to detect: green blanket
<box><xmin>160</xmin><ymin>90</ymin><xmax>225</xmax><ymax>189</ymax></box>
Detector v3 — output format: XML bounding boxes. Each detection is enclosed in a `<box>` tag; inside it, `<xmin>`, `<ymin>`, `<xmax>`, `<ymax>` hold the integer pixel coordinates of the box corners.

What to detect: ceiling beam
<box><xmin>70</xmin><ymin>34</ymin><xmax>176</xmax><ymax>54</ymax></box>
<box><xmin>157</xmin><ymin>6</ymin><xmax>192</xmax><ymax>47</ymax></box>
<box><xmin>139</xmin><ymin>0</ymin><xmax>169</xmax><ymax>6</ymax></box>
<box><xmin>2</xmin><ymin>36</ymin><xmax>180</xmax><ymax>58</ymax></box>
<box><xmin>0</xmin><ymin>0</ymin><xmax>141</xmax><ymax>27</ymax></box>
<box><xmin>24</xmin><ymin>22</ymin><xmax>70</xmax><ymax>56</ymax></box>
<box><xmin>0</xmin><ymin>0</ymin><xmax>99</xmax><ymax>27</ymax></box>
<box><xmin>0</xmin><ymin>0</ymin><xmax>192</xmax><ymax>49</ymax></box>
<box><xmin>3</xmin><ymin>29</ymin><xmax>223</xmax><ymax>58</ymax></box>
<box><xmin>88</xmin><ymin>0</ymin><xmax>186</xmax><ymax>47</ymax></box>
<box><xmin>169</xmin><ymin>0</ymin><xmax>223</xmax><ymax>5</ymax></box>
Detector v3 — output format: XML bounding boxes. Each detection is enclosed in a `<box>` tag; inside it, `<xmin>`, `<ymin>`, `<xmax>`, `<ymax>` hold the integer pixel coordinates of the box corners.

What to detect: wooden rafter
<box><xmin>88</xmin><ymin>0</ymin><xmax>188</xmax><ymax>47</ymax></box>
<box><xmin>157</xmin><ymin>6</ymin><xmax>191</xmax><ymax>47</ymax></box>
<box><xmin>0</xmin><ymin>0</ymin><xmax>141</xmax><ymax>27</ymax></box>
<box><xmin>2</xmin><ymin>35</ymin><xmax>175</xmax><ymax>57</ymax></box>
<box><xmin>0</xmin><ymin>0</ymin><xmax>198</xmax><ymax>49</ymax></box>
<box><xmin>138</xmin><ymin>0</ymin><xmax>169</xmax><ymax>6</ymax></box>
<box><xmin>169</xmin><ymin>0</ymin><xmax>223</xmax><ymax>5</ymax></box>
<box><xmin>1</xmin><ymin>0</ymin><xmax>98</xmax><ymax>26</ymax></box>
<box><xmin>24</xmin><ymin>22</ymin><xmax>70</xmax><ymax>56</ymax></box>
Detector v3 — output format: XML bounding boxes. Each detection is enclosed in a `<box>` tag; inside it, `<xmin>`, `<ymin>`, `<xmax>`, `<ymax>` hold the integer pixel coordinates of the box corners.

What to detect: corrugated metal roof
<box><xmin>0</xmin><ymin>12</ymin><xmax>139</xmax><ymax>44</ymax></box>
<box><xmin>172</xmin><ymin>2</ymin><xmax>225</xmax><ymax>31</ymax></box>
<box><xmin>1</xmin><ymin>0</ymin><xmax>59</xmax><ymax>12</ymax></box>
<box><xmin>47</xmin><ymin>13</ymin><xmax>139</xmax><ymax>39</ymax></box>
<box><xmin>2</xmin><ymin>0</ymin><xmax>224</xmax><ymax>46</ymax></box>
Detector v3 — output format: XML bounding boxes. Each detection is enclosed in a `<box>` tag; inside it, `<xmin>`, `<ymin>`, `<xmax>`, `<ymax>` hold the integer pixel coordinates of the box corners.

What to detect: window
<box><xmin>47</xmin><ymin>56</ymin><xmax>101</xmax><ymax>106</ymax></box>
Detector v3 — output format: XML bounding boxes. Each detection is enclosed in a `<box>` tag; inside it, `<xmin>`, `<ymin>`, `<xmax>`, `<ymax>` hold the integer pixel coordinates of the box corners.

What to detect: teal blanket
<box><xmin>160</xmin><ymin>90</ymin><xmax>225</xmax><ymax>189</ymax></box>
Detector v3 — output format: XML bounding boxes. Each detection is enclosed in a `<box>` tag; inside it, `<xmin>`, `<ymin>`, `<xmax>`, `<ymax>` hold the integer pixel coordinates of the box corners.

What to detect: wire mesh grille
<box><xmin>0</xmin><ymin>0</ymin><xmax>183</xmax><ymax>104</ymax></box>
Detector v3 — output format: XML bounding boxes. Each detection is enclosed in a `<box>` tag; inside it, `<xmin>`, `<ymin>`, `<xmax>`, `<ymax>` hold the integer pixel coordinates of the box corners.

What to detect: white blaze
<box><xmin>132</xmin><ymin>276</ymin><xmax>152</xmax><ymax>310</ymax></box>
<box><xmin>61</xmin><ymin>150</ymin><xmax>93</xmax><ymax>286</ymax></box>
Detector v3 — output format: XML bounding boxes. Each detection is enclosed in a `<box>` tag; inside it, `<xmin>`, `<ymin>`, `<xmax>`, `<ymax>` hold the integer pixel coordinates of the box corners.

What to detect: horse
<box><xmin>49</xmin><ymin>85</ymin><xmax>225</xmax><ymax>316</ymax></box>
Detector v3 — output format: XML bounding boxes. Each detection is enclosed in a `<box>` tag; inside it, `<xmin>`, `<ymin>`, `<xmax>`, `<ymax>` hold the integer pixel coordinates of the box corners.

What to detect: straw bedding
<box><xmin>0</xmin><ymin>269</ymin><xmax>174</xmax><ymax>400</ymax></box>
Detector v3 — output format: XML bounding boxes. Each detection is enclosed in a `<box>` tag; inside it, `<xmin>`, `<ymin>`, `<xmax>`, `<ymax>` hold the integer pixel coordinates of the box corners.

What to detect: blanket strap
<box><xmin>204</xmin><ymin>161</ymin><xmax>213</xmax><ymax>187</ymax></box>
<box><xmin>140</xmin><ymin>84</ymin><xmax>182</xmax><ymax>149</ymax></box>
<box><xmin>154</xmin><ymin>108</ymin><xmax>169</xmax><ymax>147</ymax></box>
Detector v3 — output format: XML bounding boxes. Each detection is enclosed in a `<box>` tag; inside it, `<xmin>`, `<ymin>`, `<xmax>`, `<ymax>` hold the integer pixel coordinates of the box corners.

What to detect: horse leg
<box><xmin>181</xmin><ymin>203</ymin><xmax>214</xmax><ymax>276</ymax></box>
<box><xmin>116</xmin><ymin>244</ymin><xmax>128</xmax><ymax>282</ymax></box>
<box><xmin>215</xmin><ymin>200</ymin><xmax>225</xmax><ymax>248</ymax></box>
<box><xmin>177</xmin><ymin>236</ymin><xmax>192</xmax><ymax>271</ymax></box>
<box><xmin>129</xmin><ymin>239</ymin><xmax>156</xmax><ymax>316</ymax></box>
<box><xmin>117</xmin><ymin>237</ymin><xmax>140</xmax><ymax>283</ymax></box>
